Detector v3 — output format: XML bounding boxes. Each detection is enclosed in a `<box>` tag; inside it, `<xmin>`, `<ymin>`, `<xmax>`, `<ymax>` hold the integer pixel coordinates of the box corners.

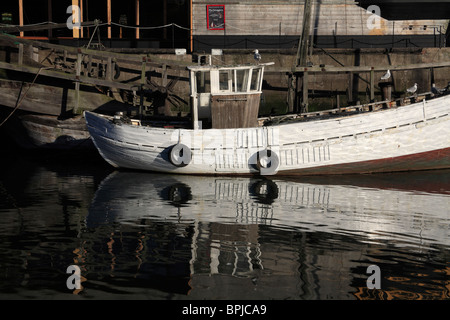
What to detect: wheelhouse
<box><xmin>188</xmin><ymin>63</ymin><xmax>273</xmax><ymax>129</ymax></box>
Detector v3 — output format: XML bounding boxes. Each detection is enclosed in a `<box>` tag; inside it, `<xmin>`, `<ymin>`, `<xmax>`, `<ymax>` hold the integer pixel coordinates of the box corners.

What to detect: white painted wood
<box><xmin>193</xmin><ymin>1</ymin><xmax>449</xmax><ymax>37</ymax></box>
<box><xmin>85</xmin><ymin>92</ymin><xmax>450</xmax><ymax>175</ymax></box>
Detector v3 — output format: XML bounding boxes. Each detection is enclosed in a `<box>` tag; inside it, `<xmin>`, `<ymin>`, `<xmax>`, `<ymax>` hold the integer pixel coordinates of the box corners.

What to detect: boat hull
<box><xmin>281</xmin><ymin>147</ymin><xmax>450</xmax><ymax>175</ymax></box>
<box><xmin>85</xmin><ymin>94</ymin><xmax>450</xmax><ymax>176</ymax></box>
<box><xmin>1</xmin><ymin>110</ymin><xmax>93</xmax><ymax>150</ymax></box>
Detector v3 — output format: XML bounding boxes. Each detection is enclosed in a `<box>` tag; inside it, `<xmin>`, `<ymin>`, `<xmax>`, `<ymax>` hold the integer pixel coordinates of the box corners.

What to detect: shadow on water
<box><xmin>0</xmin><ymin>142</ymin><xmax>448</xmax><ymax>300</ymax></box>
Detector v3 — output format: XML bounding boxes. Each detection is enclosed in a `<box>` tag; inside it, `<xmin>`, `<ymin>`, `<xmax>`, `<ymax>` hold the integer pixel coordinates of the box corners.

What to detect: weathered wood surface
<box><xmin>211</xmin><ymin>94</ymin><xmax>260</xmax><ymax>129</ymax></box>
<box><xmin>84</xmin><ymin>92</ymin><xmax>450</xmax><ymax>175</ymax></box>
<box><xmin>0</xmin><ymin>61</ymin><xmax>138</xmax><ymax>91</ymax></box>
<box><xmin>193</xmin><ymin>1</ymin><xmax>448</xmax><ymax>37</ymax></box>
<box><xmin>0</xmin><ymin>78</ymin><xmax>131</xmax><ymax>116</ymax></box>
<box><xmin>0</xmin><ymin>33</ymin><xmax>193</xmax><ymax>69</ymax></box>
<box><xmin>20</xmin><ymin>114</ymin><xmax>92</xmax><ymax>149</ymax></box>
<box><xmin>289</xmin><ymin>61</ymin><xmax>450</xmax><ymax>73</ymax></box>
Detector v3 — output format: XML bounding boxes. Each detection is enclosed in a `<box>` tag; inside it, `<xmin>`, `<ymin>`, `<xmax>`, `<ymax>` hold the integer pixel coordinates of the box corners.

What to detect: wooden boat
<box><xmin>85</xmin><ymin>62</ymin><xmax>450</xmax><ymax>176</ymax></box>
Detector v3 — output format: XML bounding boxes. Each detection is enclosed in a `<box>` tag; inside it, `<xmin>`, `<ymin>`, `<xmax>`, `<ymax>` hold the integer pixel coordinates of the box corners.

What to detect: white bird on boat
<box><xmin>253</xmin><ymin>49</ymin><xmax>261</xmax><ymax>63</ymax></box>
<box><xmin>380</xmin><ymin>69</ymin><xmax>391</xmax><ymax>80</ymax></box>
<box><xmin>407</xmin><ymin>83</ymin><xmax>418</xmax><ymax>94</ymax></box>
<box><xmin>432</xmin><ymin>83</ymin><xmax>444</xmax><ymax>95</ymax></box>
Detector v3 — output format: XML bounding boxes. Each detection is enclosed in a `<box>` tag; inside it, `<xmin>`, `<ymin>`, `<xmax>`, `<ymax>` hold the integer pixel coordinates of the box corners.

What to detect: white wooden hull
<box><xmin>85</xmin><ymin>94</ymin><xmax>450</xmax><ymax>176</ymax></box>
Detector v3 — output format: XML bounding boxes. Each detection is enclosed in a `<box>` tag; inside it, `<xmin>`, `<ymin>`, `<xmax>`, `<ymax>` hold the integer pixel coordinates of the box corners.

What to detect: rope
<box><xmin>0</xmin><ymin>50</ymin><xmax>54</xmax><ymax>128</ymax></box>
<box><xmin>0</xmin><ymin>66</ymin><xmax>45</xmax><ymax>128</ymax></box>
<box><xmin>110</xmin><ymin>22</ymin><xmax>190</xmax><ymax>31</ymax></box>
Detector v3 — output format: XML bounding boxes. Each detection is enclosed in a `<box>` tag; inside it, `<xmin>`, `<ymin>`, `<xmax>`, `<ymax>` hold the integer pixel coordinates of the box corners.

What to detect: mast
<box><xmin>291</xmin><ymin>0</ymin><xmax>313</xmax><ymax>114</ymax></box>
<box><xmin>296</xmin><ymin>0</ymin><xmax>313</xmax><ymax>67</ymax></box>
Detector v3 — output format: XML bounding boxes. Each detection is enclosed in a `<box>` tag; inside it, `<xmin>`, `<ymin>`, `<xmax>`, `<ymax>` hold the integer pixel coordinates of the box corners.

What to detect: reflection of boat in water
<box><xmin>84</xmin><ymin>171</ymin><xmax>450</xmax><ymax>299</ymax></box>
<box><xmin>88</xmin><ymin>171</ymin><xmax>449</xmax><ymax>244</ymax></box>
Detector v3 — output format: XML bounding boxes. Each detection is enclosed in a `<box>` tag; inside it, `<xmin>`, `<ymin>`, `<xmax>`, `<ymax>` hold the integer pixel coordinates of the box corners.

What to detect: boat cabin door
<box><xmin>189</xmin><ymin>63</ymin><xmax>272</xmax><ymax>129</ymax></box>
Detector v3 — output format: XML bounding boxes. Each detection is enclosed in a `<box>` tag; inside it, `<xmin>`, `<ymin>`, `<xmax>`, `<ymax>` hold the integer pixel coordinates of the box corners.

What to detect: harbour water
<box><xmin>0</xmin><ymin>140</ymin><xmax>449</xmax><ymax>301</ymax></box>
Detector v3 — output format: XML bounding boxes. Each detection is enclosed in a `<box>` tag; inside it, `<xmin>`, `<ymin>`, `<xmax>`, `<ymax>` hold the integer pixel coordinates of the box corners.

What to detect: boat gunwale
<box><xmin>86</xmin><ymin>90</ymin><xmax>450</xmax><ymax>133</ymax></box>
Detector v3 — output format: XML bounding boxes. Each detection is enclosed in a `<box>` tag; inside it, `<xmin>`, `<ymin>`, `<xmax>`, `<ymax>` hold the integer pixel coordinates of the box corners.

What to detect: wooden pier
<box><xmin>0</xmin><ymin>33</ymin><xmax>193</xmax><ymax>116</ymax></box>
<box><xmin>281</xmin><ymin>60</ymin><xmax>450</xmax><ymax>112</ymax></box>
<box><xmin>1</xmin><ymin>33</ymin><xmax>450</xmax><ymax>119</ymax></box>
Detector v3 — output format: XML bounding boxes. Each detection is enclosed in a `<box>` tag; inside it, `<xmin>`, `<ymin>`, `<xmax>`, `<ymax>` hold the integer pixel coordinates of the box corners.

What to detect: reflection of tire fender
<box><xmin>249</xmin><ymin>179</ymin><xmax>279</xmax><ymax>204</ymax></box>
<box><xmin>169</xmin><ymin>143</ymin><xmax>192</xmax><ymax>167</ymax></box>
<box><xmin>161</xmin><ymin>183</ymin><xmax>192</xmax><ymax>207</ymax></box>
<box><xmin>256</xmin><ymin>149</ymin><xmax>279</xmax><ymax>175</ymax></box>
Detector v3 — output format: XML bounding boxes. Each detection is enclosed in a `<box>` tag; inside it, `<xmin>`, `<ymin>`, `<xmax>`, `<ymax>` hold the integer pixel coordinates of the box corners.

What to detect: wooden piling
<box><xmin>302</xmin><ymin>71</ymin><xmax>309</xmax><ymax>113</ymax></box>
<box><xmin>287</xmin><ymin>73</ymin><xmax>295</xmax><ymax>113</ymax></box>
<box><xmin>370</xmin><ymin>68</ymin><xmax>375</xmax><ymax>102</ymax></box>
<box><xmin>18</xmin><ymin>44</ymin><xmax>23</xmax><ymax>66</ymax></box>
<box><xmin>75</xmin><ymin>50</ymin><xmax>82</xmax><ymax>113</ymax></box>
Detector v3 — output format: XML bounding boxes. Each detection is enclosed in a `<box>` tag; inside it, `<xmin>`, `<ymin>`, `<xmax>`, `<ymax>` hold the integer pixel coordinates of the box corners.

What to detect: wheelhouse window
<box><xmin>195</xmin><ymin>71</ymin><xmax>211</xmax><ymax>93</ymax></box>
<box><xmin>250</xmin><ymin>68</ymin><xmax>261</xmax><ymax>91</ymax></box>
<box><xmin>190</xmin><ymin>65</ymin><xmax>267</xmax><ymax>96</ymax></box>
<box><xmin>214</xmin><ymin>68</ymin><xmax>262</xmax><ymax>94</ymax></box>
<box><xmin>235</xmin><ymin>69</ymin><xmax>249</xmax><ymax>92</ymax></box>
<box><xmin>219</xmin><ymin>70</ymin><xmax>232</xmax><ymax>92</ymax></box>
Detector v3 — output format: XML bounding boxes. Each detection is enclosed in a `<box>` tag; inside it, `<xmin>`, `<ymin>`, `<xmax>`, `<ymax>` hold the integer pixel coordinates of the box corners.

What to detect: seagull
<box><xmin>253</xmin><ymin>49</ymin><xmax>261</xmax><ymax>63</ymax></box>
<box><xmin>431</xmin><ymin>83</ymin><xmax>444</xmax><ymax>95</ymax></box>
<box><xmin>444</xmin><ymin>81</ymin><xmax>450</xmax><ymax>92</ymax></box>
<box><xmin>407</xmin><ymin>83</ymin><xmax>418</xmax><ymax>94</ymax></box>
<box><xmin>380</xmin><ymin>69</ymin><xmax>391</xmax><ymax>81</ymax></box>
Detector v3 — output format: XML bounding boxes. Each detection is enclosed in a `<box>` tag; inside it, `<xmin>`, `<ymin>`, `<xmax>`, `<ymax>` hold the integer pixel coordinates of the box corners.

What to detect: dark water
<box><xmin>0</xmin><ymin>144</ymin><xmax>449</xmax><ymax>301</ymax></box>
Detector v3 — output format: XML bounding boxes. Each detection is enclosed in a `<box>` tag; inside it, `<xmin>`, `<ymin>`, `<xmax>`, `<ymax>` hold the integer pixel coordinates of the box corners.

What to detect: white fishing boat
<box><xmin>84</xmin><ymin>62</ymin><xmax>450</xmax><ymax>176</ymax></box>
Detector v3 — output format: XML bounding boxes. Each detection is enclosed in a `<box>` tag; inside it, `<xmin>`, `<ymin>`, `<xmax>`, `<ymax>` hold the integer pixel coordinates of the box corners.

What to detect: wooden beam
<box><xmin>290</xmin><ymin>61</ymin><xmax>450</xmax><ymax>74</ymax></box>
<box><xmin>107</xmin><ymin>0</ymin><xmax>111</xmax><ymax>39</ymax></box>
<box><xmin>370</xmin><ymin>69</ymin><xmax>375</xmax><ymax>102</ymax></box>
<box><xmin>287</xmin><ymin>73</ymin><xmax>295</xmax><ymax>113</ymax></box>
<box><xmin>141</xmin><ymin>57</ymin><xmax>147</xmax><ymax>84</ymax></box>
<box><xmin>0</xmin><ymin>34</ymin><xmax>193</xmax><ymax>69</ymax></box>
<box><xmin>75</xmin><ymin>50</ymin><xmax>82</xmax><ymax>112</ymax></box>
<box><xmin>18</xmin><ymin>43</ymin><xmax>23</xmax><ymax>65</ymax></box>
<box><xmin>19</xmin><ymin>0</ymin><xmax>24</xmax><ymax>37</ymax></box>
<box><xmin>0</xmin><ymin>61</ymin><xmax>137</xmax><ymax>91</ymax></box>
<box><xmin>80</xmin><ymin>0</ymin><xmax>83</xmax><ymax>38</ymax></box>
<box><xmin>302</xmin><ymin>71</ymin><xmax>308</xmax><ymax>113</ymax></box>
<box><xmin>136</xmin><ymin>0</ymin><xmax>140</xmax><ymax>39</ymax></box>
<box><xmin>190</xmin><ymin>0</ymin><xmax>193</xmax><ymax>52</ymax></box>
<box><xmin>72</xmin><ymin>0</ymin><xmax>80</xmax><ymax>38</ymax></box>
<box><xmin>297</xmin><ymin>0</ymin><xmax>313</xmax><ymax>67</ymax></box>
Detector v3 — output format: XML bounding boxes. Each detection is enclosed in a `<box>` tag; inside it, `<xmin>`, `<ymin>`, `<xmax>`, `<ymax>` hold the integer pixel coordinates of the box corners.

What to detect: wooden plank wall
<box><xmin>211</xmin><ymin>94</ymin><xmax>260</xmax><ymax>128</ymax></box>
<box><xmin>193</xmin><ymin>0</ymin><xmax>449</xmax><ymax>37</ymax></box>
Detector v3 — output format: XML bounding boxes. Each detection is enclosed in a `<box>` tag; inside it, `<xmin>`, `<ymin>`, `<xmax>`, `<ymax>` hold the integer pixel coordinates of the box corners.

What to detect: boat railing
<box><xmin>259</xmin><ymin>89</ymin><xmax>444</xmax><ymax>126</ymax></box>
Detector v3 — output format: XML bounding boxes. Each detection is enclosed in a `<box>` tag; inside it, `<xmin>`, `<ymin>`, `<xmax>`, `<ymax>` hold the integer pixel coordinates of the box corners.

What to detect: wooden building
<box><xmin>1</xmin><ymin>1</ymin><xmax>449</xmax><ymax>51</ymax></box>
<box><xmin>192</xmin><ymin>0</ymin><xmax>450</xmax><ymax>51</ymax></box>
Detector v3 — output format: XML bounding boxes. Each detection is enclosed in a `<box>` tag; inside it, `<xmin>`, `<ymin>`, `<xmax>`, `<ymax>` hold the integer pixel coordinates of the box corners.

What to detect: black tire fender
<box><xmin>169</xmin><ymin>143</ymin><xmax>192</xmax><ymax>167</ymax></box>
<box><xmin>256</xmin><ymin>149</ymin><xmax>279</xmax><ymax>175</ymax></box>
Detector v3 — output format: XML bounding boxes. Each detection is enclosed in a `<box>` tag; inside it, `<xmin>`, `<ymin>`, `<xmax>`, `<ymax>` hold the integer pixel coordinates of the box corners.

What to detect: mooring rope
<box><xmin>0</xmin><ymin>50</ymin><xmax>55</xmax><ymax>128</ymax></box>
<box><xmin>0</xmin><ymin>67</ymin><xmax>44</xmax><ymax>128</ymax></box>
